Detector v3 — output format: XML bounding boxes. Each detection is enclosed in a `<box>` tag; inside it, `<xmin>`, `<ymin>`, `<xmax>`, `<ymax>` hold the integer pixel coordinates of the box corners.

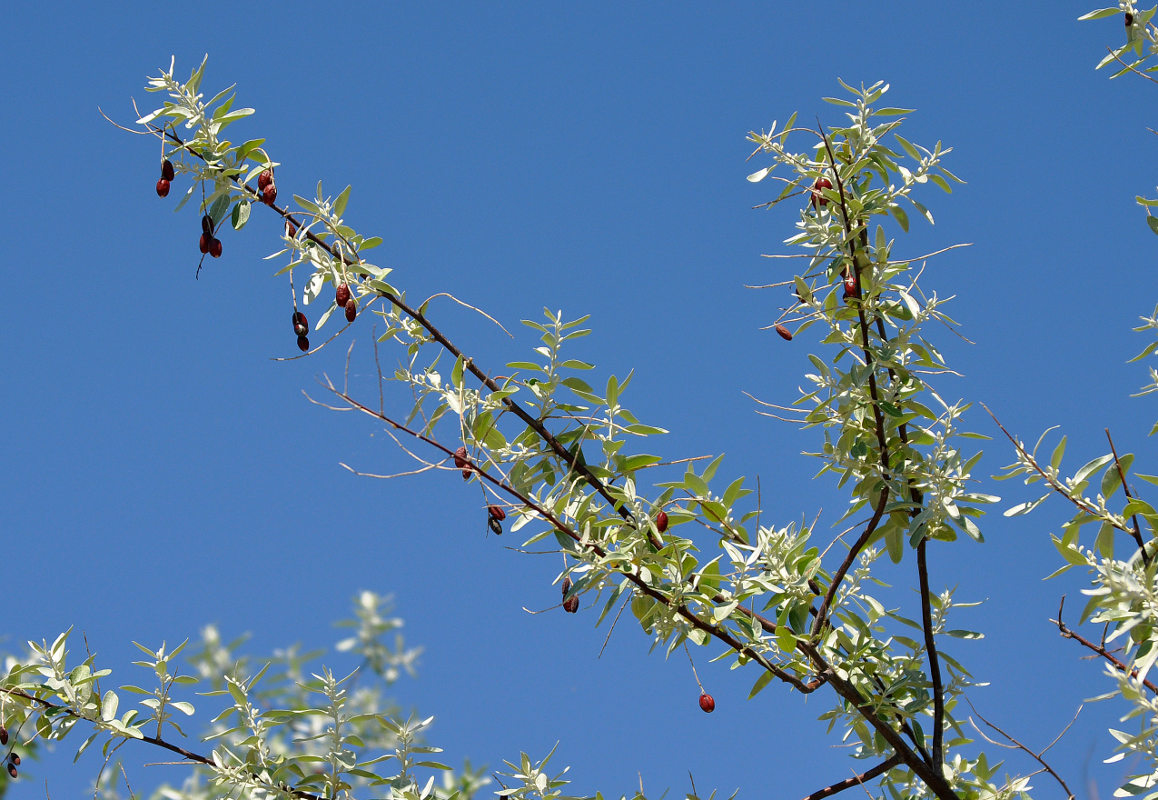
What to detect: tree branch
<box><xmin>1054</xmin><ymin>596</ymin><xmax>1158</xmax><ymax>695</ymax></box>
<box><xmin>917</xmin><ymin>538</ymin><xmax>945</xmax><ymax>769</ymax></box>
<box><xmin>1105</xmin><ymin>428</ymin><xmax>1149</xmax><ymax>566</ymax></box>
<box><xmin>799</xmin><ymin>754</ymin><xmax>902</xmax><ymax>800</ymax></box>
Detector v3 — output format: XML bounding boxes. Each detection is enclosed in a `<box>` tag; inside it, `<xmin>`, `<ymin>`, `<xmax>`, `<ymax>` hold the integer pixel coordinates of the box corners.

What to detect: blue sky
<box><xmin>3</xmin><ymin>2</ymin><xmax>1157</xmax><ymax>798</ymax></box>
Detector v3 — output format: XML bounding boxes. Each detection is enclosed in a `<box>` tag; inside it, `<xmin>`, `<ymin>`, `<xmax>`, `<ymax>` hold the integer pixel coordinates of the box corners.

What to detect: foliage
<box><xmin>4</xmin><ymin>7</ymin><xmax>1158</xmax><ymax>800</ymax></box>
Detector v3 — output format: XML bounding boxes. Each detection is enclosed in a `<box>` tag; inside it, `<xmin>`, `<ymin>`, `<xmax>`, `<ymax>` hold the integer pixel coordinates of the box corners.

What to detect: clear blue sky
<box><xmin>2</xmin><ymin>2</ymin><xmax>1155</xmax><ymax>798</ymax></box>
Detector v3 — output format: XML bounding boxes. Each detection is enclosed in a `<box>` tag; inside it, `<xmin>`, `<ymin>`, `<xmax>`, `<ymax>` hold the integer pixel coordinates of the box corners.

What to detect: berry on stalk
<box><xmin>199</xmin><ymin>233</ymin><xmax>211</xmax><ymax>255</ymax></box>
<box><xmin>262</xmin><ymin>183</ymin><xmax>277</xmax><ymax>206</ymax></box>
<box><xmin>487</xmin><ymin>504</ymin><xmax>506</xmax><ymax>521</ymax></box>
<box><xmin>201</xmin><ymin>214</ymin><xmax>213</xmax><ymax>234</ymax></box>
<box><xmin>161</xmin><ymin>159</ymin><xmax>175</xmax><ymax>182</ymax></box>
<box><xmin>843</xmin><ymin>274</ymin><xmax>857</xmax><ymax>300</ymax></box>
<box><xmin>453</xmin><ymin>446</ymin><xmax>468</xmax><ymax>468</ymax></box>
<box><xmin>209</xmin><ymin>238</ymin><xmax>223</xmax><ymax>258</ymax></box>
<box><xmin>296</xmin><ymin>335</ymin><xmax>310</xmax><ymax>352</ymax></box>
<box><xmin>774</xmin><ymin>323</ymin><xmax>792</xmax><ymax>341</ymax></box>
<box><xmin>258</xmin><ymin>168</ymin><xmax>273</xmax><ymax>190</ymax></box>
<box><xmin>487</xmin><ymin>516</ymin><xmax>503</xmax><ymax>535</ymax></box>
<box><xmin>699</xmin><ymin>693</ymin><xmax>715</xmax><ymax>713</ymax></box>
<box><xmin>156</xmin><ymin>178</ymin><xmax>170</xmax><ymax>198</ymax></box>
<box><xmin>344</xmin><ymin>298</ymin><xmax>357</xmax><ymax>323</ymax></box>
<box><xmin>656</xmin><ymin>510</ymin><xmax>668</xmax><ymax>533</ymax></box>
<box><xmin>335</xmin><ymin>283</ymin><xmax>351</xmax><ymax>307</ymax></box>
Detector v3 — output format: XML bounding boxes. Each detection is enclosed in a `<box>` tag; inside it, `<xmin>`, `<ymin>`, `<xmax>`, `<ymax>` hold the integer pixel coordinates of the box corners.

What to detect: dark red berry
<box><xmin>262</xmin><ymin>183</ymin><xmax>277</xmax><ymax>206</ymax></box>
<box><xmin>201</xmin><ymin>214</ymin><xmax>213</xmax><ymax>234</ymax></box>
<box><xmin>1126</xmin><ymin>11</ymin><xmax>1134</xmax><ymax>25</ymax></box>
<box><xmin>161</xmin><ymin>159</ymin><xmax>175</xmax><ymax>182</ymax></box>
<box><xmin>487</xmin><ymin>516</ymin><xmax>503</xmax><ymax>535</ymax></box>
<box><xmin>335</xmin><ymin>283</ymin><xmax>351</xmax><ymax>307</ymax></box>
<box><xmin>487</xmin><ymin>504</ymin><xmax>506</xmax><ymax>521</ymax></box>
<box><xmin>296</xmin><ymin>335</ymin><xmax>310</xmax><ymax>352</ymax></box>
<box><xmin>156</xmin><ymin>178</ymin><xmax>170</xmax><ymax>198</ymax></box>
<box><xmin>775</xmin><ymin>324</ymin><xmax>792</xmax><ymax>341</ymax></box>
<box><xmin>344</xmin><ymin>298</ymin><xmax>357</xmax><ymax>323</ymax></box>
<box><xmin>563</xmin><ymin>595</ymin><xmax>579</xmax><ymax>613</ymax></box>
<box><xmin>699</xmin><ymin>693</ymin><xmax>715</xmax><ymax>713</ymax></box>
<box><xmin>461</xmin><ymin>467</ymin><xmax>472</xmax><ymax>480</ymax></box>
<box><xmin>7</xmin><ymin>754</ymin><xmax>17</xmax><ymax>767</ymax></box>
<box><xmin>292</xmin><ymin>311</ymin><xmax>308</xmax><ymax>337</ymax></box>
<box><xmin>0</xmin><ymin>726</ymin><xmax>7</xmax><ymax>745</ymax></box>
<box><xmin>258</xmin><ymin>169</ymin><xmax>273</xmax><ymax>190</ymax></box>
<box><xmin>209</xmin><ymin>238</ymin><xmax>223</xmax><ymax>258</ymax></box>
<box><xmin>810</xmin><ymin>177</ymin><xmax>833</xmax><ymax>208</ymax></box>
<box><xmin>199</xmin><ymin>233</ymin><xmax>211</xmax><ymax>254</ymax></box>
<box><xmin>453</xmin><ymin>446</ymin><xmax>469</xmax><ymax>468</ymax></box>
<box><xmin>6</xmin><ymin>762</ymin><xmax>14</xmax><ymax>779</ymax></box>
<box><xmin>656</xmin><ymin>510</ymin><xmax>668</xmax><ymax>533</ymax></box>
<box><xmin>843</xmin><ymin>274</ymin><xmax>857</xmax><ymax>300</ymax></box>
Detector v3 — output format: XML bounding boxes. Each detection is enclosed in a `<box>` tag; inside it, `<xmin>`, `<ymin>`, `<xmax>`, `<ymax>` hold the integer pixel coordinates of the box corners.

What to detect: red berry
<box><xmin>656</xmin><ymin>510</ymin><xmax>668</xmax><ymax>533</ymax></box>
<box><xmin>296</xmin><ymin>335</ymin><xmax>310</xmax><ymax>352</ymax></box>
<box><xmin>487</xmin><ymin>504</ymin><xmax>506</xmax><ymax>521</ymax></box>
<box><xmin>810</xmin><ymin>177</ymin><xmax>833</xmax><ymax>208</ymax></box>
<box><xmin>344</xmin><ymin>298</ymin><xmax>357</xmax><ymax>323</ymax></box>
<box><xmin>0</xmin><ymin>726</ymin><xmax>7</xmax><ymax>745</ymax></box>
<box><xmin>199</xmin><ymin>232</ymin><xmax>211</xmax><ymax>254</ymax></box>
<box><xmin>292</xmin><ymin>311</ymin><xmax>309</xmax><ymax>337</ymax></box>
<box><xmin>156</xmin><ymin>178</ymin><xmax>170</xmax><ymax>198</ymax></box>
<box><xmin>461</xmin><ymin>467</ymin><xmax>472</xmax><ymax>480</ymax></box>
<box><xmin>699</xmin><ymin>693</ymin><xmax>715</xmax><ymax>713</ymax></box>
<box><xmin>6</xmin><ymin>762</ymin><xmax>14</xmax><ymax>779</ymax></box>
<box><xmin>775</xmin><ymin>324</ymin><xmax>792</xmax><ymax>341</ymax></box>
<box><xmin>209</xmin><ymin>237</ymin><xmax>223</xmax><ymax>258</ymax></box>
<box><xmin>7</xmin><ymin>754</ymin><xmax>17</xmax><ymax>767</ymax></box>
<box><xmin>843</xmin><ymin>274</ymin><xmax>857</xmax><ymax>300</ymax></box>
<box><xmin>161</xmin><ymin>159</ymin><xmax>175</xmax><ymax>182</ymax></box>
<box><xmin>258</xmin><ymin>168</ymin><xmax>273</xmax><ymax>190</ymax></box>
<box><xmin>262</xmin><ymin>183</ymin><xmax>278</xmax><ymax>206</ymax></box>
<box><xmin>201</xmin><ymin>214</ymin><xmax>213</xmax><ymax>234</ymax></box>
<box><xmin>453</xmin><ymin>446</ymin><xmax>469</xmax><ymax>468</ymax></box>
<box><xmin>563</xmin><ymin>595</ymin><xmax>579</xmax><ymax>613</ymax></box>
<box><xmin>335</xmin><ymin>283</ymin><xmax>351</xmax><ymax>307</ymax></box>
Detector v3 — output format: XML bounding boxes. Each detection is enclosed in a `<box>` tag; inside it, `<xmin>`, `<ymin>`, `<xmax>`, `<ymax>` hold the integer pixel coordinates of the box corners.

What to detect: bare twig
<box><xmin>1055</xmin><ymin>596</ymin><xmax>1158</xmax><ymax>695</ymax></box>
<box><xmin>965</xmin><ymin>698</ymin><xmax>1076</xmax><ymax>799</ymax></box>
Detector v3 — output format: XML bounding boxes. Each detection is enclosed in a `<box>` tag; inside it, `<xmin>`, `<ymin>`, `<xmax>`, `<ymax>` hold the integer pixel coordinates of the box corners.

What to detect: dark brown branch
<box><xmin>1054</xmin><ymin>596</ymin><xmax>1158</xmax><ymax>695</ymax></box>
<box><xmin>811</xmin><ymin>489</ymin><xmax>891</xmax><ymax>636</ymax></box>
<box><xmin>917</xmin><ymin>538</ymin><xmax>945</xmax><ymax>769</ymax></box>
<box><xmin>800</xmin><ymin>754</ymin><xmax>902</xmax><ymax>800</ymax></box>
<box><xmin>1106</xmin><ymin>428</ymin><xmax>1149</xmax><ymax>566</ymax></box>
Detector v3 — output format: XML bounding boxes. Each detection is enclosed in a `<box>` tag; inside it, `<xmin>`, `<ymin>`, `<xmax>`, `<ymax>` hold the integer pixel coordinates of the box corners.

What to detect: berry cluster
<box><xmin>335</xmin><ymin>282</ymin><xmax>357</xmax><ymax>323</ymax></box>
<box><xmin>156</xmin><ymin>158</ymin><xmax>175</xmax><ymax>198</ymax></box>
<box><xmin>258</xmin><ymin>168</ymin><xmax>277</xmax><ymax>207</ymax></box>
<box><xmin>561</xmin><ymin>576</ymin><xmax>579</xmax><ymax>613</ymax></box>
<box><xmin>198</xmin><ymin>214</ymin><xmax>223</xmax><ymax>259</ymax></box>
<box><xmin>487</xmin><ymin>504</ymin><xmax>505</xmax><ymax>535</ymax></box>
<box><xmin>1</xmin><ymin>725</ymin><xmax>19</xmax><ymax>779</ymax></box>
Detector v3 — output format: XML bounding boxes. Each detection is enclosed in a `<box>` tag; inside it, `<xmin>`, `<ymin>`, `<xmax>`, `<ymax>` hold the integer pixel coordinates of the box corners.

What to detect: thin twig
<box><xmin>965</xmin><ymin>698</ymin><xmax>1075</xmax><ymax>799</ymax></box>
<box><xmin>1105</xmin><ymin>428</ymin><xmax>1149</xmax><ymax>565</ymax></box>
<box><xmin>1054</xmin><ymin>596</ymin><xmax>1158</xmax><ymax>694</ymax></box>
<box><xmin>917</xmin><ymin>539</ymin><xmax>945</xmax><ymax>769</ymax></box>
